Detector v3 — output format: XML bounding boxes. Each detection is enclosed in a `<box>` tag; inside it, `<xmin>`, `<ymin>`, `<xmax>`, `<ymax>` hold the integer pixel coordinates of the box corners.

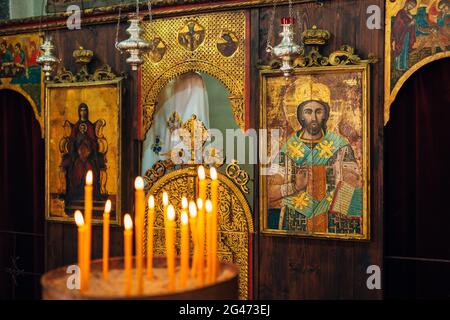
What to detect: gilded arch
<box><xmin>142</xmin><ymin>60</ymin><xmax>244</xmax><ymax>136</ymax></box>
<box><xmin>0</xmin><ymin>85</ymin><xmax>44</xmax><ymax>137</ymax></box>
<box><xmin>384</xmin><ymin>52</ymin><xmax>450</xmax><ymax>125</ymax></box>
<box><xmin>141</xmin><ymin>11</ymin><xmax>248</xmax><ymax>138</ymax></box>
<box><xmin>145</xmin><ymin>166</ymin><xmax>253</xmax><ymax>299</ymax></box>
<box><xmin>384</xmin><ymin>0</ymin><xmax>450</xmax><ymax>125</ymax></box>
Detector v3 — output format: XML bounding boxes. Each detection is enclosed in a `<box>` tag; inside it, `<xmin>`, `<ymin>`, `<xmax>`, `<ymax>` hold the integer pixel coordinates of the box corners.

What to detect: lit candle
<box><xmin>180</xmin><ymin>210</ymin><xmax>189</xmax><ymax>289</ymax></box>
<box><xmin>84</xmin><ymin>170</ymin><xmax>93</xmax><ymax>287</ymax></box>
<box><xmin>165</xmin><ymin>204</ymin><xmax>176</xmax><ymax>291</ymax></box>
<box><xmin>146</xmin><ymin>195</ymin><xmax>155</xmax><ymax>280</ymax></box>
<box><xmin>134</xmin><ymin>177</ymin><xmax>145</xmax><ymax>295</ymax></box>
<box><xmin>163</xmin><ymin>191</ymin><xmax>169</xmax><ymax>208</ymax></box>
<box><xmin>198</xmin><ymin>166</ymin><xmax>206</xmax><ymax>203</ymax></box>
<box><xmin>210</xmin><ymin>167</ymin><xmax>219</xmax><ymax>281</ymax></box>
<box><xmin>103</xmin><ymin>200</ymin><xmax>111</xmax><ymax>280</ymax></box>
<box><xmin>181</xmin><ymin>196</ymin><xmax>188</xmax><ymax>210</ymax></box>
<box><xmin>196</xmin><ymin>198</ymin><xmax>205</xmax><ymax>286</ymax></box>
<box><xmin>162</xmin><ymin>191</ymin><xmax>169</xmax><ymax>226</ymax></box>
<box><xmin>205</xmin><ymin>199</ymin><xmax>213</xmax><ymax>283</ymax></box>
<box><xmin>124</xmin><ymin>214</ymin><xmax>133</xmax><ymax>297</ymax></box>
<box><xmin>75</xmin><ymin>210</ymin><xmax>87</xmax><ymax>293</ymax></box>
<box><xmin>189</xmin><ymin>201</ymin><xmax>198</xmax><ymax>279</ymax></box>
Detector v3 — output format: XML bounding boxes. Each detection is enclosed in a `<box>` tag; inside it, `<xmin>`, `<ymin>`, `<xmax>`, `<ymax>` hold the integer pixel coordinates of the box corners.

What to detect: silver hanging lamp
<box><xmin>37</xmin><ymin>36</ymin><xmax>60</xmax><ymax>81</ymax></box>
<box><xmin>266</xmin><ymin>0</ymin><xmax>303</xmax><ymax>77</ymax></box>
<box><xmin>36</xmin><ymin>0</ymin><xmax>60</xmax><ymax>80</ymax></box>
<box><xmin>116</xmin><ymin>0</ymin><xmax>151</xmax><ymax>71</ymax></box>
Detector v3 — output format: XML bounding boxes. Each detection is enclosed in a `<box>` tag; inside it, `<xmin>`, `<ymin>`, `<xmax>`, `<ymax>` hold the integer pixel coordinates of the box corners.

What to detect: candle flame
<box><xmin>86</xmin><ymin>170</ymin><xmax>93</xmax><ymax>185</ymax></box>
<box><xmin>75</xmin><ymin>210</ymin><xmax>84</xmax><ymax>226</ymax></box>
<box><xmin>124</xmin><ymin>214</ymin><xmax>133</xmax><ymax>230</ymax></box>
<box><xmin>205</xmin><ymin>199</ymin><xmax>213</xmax><ymax>213</ymax></box>
<box><xmin>181</xmin><ymin>196</ymin><xmax>188</xmax><ymax>209</ymax></box>
<box><xmin>134</xmin><ymin>176</ymin><xmax>144</xmax><ymax>190</ymax></box>
<box><xmin>196</xmin><ymin>198</ymin><xmax>203</xmax><ymax>210</ymax></box>
<box><xmin>181</xmin><ymin>211</ymin><xmax>188</xmax><ymax>225</ymax></box>
<box><xmin>105</xmin><ymin>199</ymin><xmax>112</xmax><ymax>213</ymax></box>
<box><xmin>148</xmin><ymin>195</ymin><xmax>155</xmax><ymax>208</ymax></box>
<box><xmin>167</xmin><ymin>205</ymin><xmax>175</xmax><ymax>221</ymax></box>
<box><xmin>162</xmin><ymin>192</ymin><xmax>169</xmax><ymax>206</ymax></box>
<box><xmin>198</xmin><ymin>165</ymin><xmax>206</xmax><ymax>180</ymax></box>
<box><xmin>189</xmin><ymin>201</ymin><xmax>197</xmax><ymax>218</ymax></box>
<box><xmin>210</xmin><ymin>167</ymin><xmax>218</xmax><ymax>180</ymax></box>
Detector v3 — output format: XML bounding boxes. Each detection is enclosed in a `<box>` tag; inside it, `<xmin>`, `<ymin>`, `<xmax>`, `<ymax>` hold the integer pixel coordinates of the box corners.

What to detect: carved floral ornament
<box><xmin>50</xmin><ymin>47</ymin><xmax>119</xmax><ymax>83</ymax></box>
<box><xmin>259</xmin><ymin>26</ymin><xmax>377</xmax><ymax>70</ymax></box>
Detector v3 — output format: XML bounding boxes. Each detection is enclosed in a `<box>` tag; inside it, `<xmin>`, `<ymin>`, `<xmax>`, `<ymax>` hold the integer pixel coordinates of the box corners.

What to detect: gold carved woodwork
<box><xmin>145</xmin><ymin>166</ymin><xmax>253</xmax><ymax>299</ymax></box>
<box><xmin>141</xmin><ymin>11</ymin><xmax>248</xmax><ymax>137</ymax></box>
<box><xmin>225</xmin><ymin>160</ymin><xmax>250</xmax><ymax>194</ymax></box>
<box><xmin>53</xmin><ymin>65</ymin><xmax>118</xmax><ymax>83</ymax></box>
<box><xmin>258</xmin><ymin>26</ymin><xmax>377</xmax><ymax>70</ymax></box>
<box><xmin>53</xmin><ymin>47</ymin><xmax>118</xmax><ymax>83</ymax></box>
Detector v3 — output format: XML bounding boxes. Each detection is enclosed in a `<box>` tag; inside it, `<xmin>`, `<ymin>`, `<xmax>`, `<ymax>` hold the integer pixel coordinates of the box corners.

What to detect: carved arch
<box><xmin>385</xmin><ymin>52</ymin><xmax>450</xmax><ymax>125</ymax></box>
<box><xmin>142</xmin><ymin>60</ymin><xmax>244</xmax><ymax>137</ymax></box>
<box><xmin>145</xmin><ymin>166</ymin><xmax>253</xmax><ymax>299</ymax></box>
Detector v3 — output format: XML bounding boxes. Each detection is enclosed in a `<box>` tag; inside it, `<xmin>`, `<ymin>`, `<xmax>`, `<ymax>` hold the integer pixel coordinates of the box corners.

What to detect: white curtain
<box><xmin>141</xmin><ymin>72</ymin><xmax>210</xmax><ymax>175</ymax></box>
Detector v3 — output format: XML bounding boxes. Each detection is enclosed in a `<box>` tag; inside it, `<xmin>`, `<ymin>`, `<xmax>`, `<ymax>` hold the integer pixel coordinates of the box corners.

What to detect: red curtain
<box><xmin>0</xmin><ymin>89</ymin><xmax>44</xmax><ymax>299</ymax></box>
<box><xmin>385</xmin><ymin>58</ymin><xmax>450</xmax><ymax>299</ymax></box>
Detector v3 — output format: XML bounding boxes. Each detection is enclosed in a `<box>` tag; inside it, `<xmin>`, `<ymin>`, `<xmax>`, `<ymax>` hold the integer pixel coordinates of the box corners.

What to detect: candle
<box><xmin>84</xmin><ymin>171</ymin><xmax>93</xmax><ymax>286</ymax></box>
<box><xmin>134</xmin><ymin>177</ymin><xmax>145</xmax><ymax>294</ymax></box>
<box><xmin>165</xmin><ymin>204</ymin><xmax>176</xmax><ymax>291</ymax></box>
<box><xmin>210</xmin><ymin>167</ymin><xmax>219</xmax><ymax>281</ymax></box>
<box><xmin>205</xmin><ymin>199</ymin><xmax>213</xmax><ymax>283</ymax></box>
<box><xmin>103</xmin><ymin>200</ymin><xmax>111</xmax><ymax>280</ymax></box>
<box><xmin>162</xmin><ymin>191</ymin><xmax>169</xmax><ymax>228</ymax></box>
<box><xmin>198</xmin><ymin>166</ymin><xmax>206</xmax><ymax>202</ymax></box>
<box><xmin>189</xmin><ymin>201</ymin><xmax>198</xmax><ymax>279</ymax></box>
<box><xmin>181</xmin><ymin>196</ymin><xmax>188</xmax><ymax>210</ymax></box>
<box><xmin>163</xmin><ymin>191</ymin><xmax>169</xmax><ymax>207</ymax></box>
<box><xmin>124</xmin><ymin>214</ymin><xmax>133</xmax><ymax>297</ymax></box>
<box><xmin>180</xmin><ymin>210</ymin><xmax>189</xmax><ymax>289</ymax></box>
<box><xmin>75</xmin><ymin>210</ymin><xmax>87</xmax><ymax>293</ymax></box>
<box><xmin>146</xmin><ymin>195</ymin><xmax>155</xmax><ymax>280</ymax></box>
<box><xmin>196</xmin><ymin>198</ymin><xmax>205</xmax><ymax>286</ymax></box>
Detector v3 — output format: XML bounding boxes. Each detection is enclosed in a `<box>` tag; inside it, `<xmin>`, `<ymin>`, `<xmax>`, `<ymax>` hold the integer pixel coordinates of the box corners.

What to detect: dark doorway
<box><xmin>0</xmin><ymin>89</ymin><xmax>45</xmax><ymax>300</ymax></box>
<box><xmin>384</xmin><ymin>59</ymin><xmax>450</xmax><ymax>299</ymax></box>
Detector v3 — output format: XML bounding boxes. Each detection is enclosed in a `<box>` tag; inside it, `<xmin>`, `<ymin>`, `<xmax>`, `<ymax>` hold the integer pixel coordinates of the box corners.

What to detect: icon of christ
<box><xmin>267</xmin><ymin>82</ymin><xmax>363</xmax><ymax>234</ymax></box>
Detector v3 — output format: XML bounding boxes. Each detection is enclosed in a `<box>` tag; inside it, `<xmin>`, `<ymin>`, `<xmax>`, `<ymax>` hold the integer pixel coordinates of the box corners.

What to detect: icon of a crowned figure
<box><xmin>60</xmin><ymin>103</ymin><xmax>107</xmax><ymax>211</ymax></box>
<box><xmin>267</xmin><ymin>81</ymin><xmax>363</xmax><ymax>234</ymax></box>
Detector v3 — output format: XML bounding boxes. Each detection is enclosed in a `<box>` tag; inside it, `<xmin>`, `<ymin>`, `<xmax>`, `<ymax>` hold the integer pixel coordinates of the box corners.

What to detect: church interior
<box><xmin>0</xmin><ymin>0</ymin><xmax>449</xmax><ymax>302</ymax></box>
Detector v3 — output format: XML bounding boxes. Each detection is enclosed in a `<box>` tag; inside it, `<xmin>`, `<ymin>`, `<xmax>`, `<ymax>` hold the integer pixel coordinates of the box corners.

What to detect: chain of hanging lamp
<box><xmin>266</xmin><ymin>0</ymin><xmax>303</xmax><ymax>77</ymax></box>
<box><xmin>36</xmin><ymin>0</ymin><xmax>60</xmax><ymax>81</ymax></box>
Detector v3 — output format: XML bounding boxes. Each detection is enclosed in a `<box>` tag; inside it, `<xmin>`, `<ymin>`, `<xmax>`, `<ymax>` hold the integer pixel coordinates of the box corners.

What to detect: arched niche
<box><xmin>0</xmin><ymin>85</ymin><xmax>43</xmax><ymax>137</ymax></box>
<box><xmin>142</xmin><ymin>61</ymin><xmax>245</xmax><ymax>137</ymax></box>
<box><xmin>145</xmin><ymin>166</ymin><xmax>254</xmax><ymax>299</ymax></box>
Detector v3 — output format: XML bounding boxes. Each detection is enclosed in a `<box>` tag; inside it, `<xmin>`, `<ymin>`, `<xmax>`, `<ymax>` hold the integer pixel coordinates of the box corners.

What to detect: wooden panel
<box><xmin>43</xmin><ymin>0</ymin><xmax>384</xmax><ymax>300</ymax></box>
<box><xmin>256</xmin><ymin>0</ymin><xmax>384</xmax><ymax>299</ymax></box>
<box><xmin>45</xmin><ymin>22</ymin><xmax>139</xmax><ymax>271</ymax></box>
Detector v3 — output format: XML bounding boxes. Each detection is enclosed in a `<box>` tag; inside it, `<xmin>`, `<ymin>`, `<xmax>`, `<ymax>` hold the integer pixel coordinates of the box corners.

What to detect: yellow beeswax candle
<box><xmin>134</xmin><ymin>177</ymin><xmax>145</xmax><ymax>294</ymax></box>
<box><xmin>180</xmin><ymin>210</ymin><xmax>189</xmax><ymax>289</ymax></box>
<box><xmin>146</xmin><ymin>195</ymin><xmax>155</xmax><ymax>280</ymax></box>
<box><xmin>165</xmin><ymin>204</ymin><xmax>176</xmax><ymax>291</ymax></box>
<box><xmin>124</xmin><ymin>214</ymin><xmax>133</xmax><ymax>297</ymax></box>
<box><xmin>102</xmin><ymin>200</ymin><xmax>111</xmax><ymax>280</ymax></box>
<box><xmin>75</xmin><ymin>210</ymin><xmax>87</xmax><ymax>293</ymax></box>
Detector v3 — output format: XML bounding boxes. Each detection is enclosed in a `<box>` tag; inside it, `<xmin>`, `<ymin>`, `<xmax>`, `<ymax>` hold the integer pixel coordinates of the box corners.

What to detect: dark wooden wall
<box><xmin>45</xmin><ymin>23</ymin><xmax>140</xmax><ymax>270</ymax></box>
<box><xmin>44</xmin><ymin>0</ymin><xmax>385</xmax><ymax>300</ymax></box>
<box><xmin>253</xmin><ymin>0</ymin><xmax>384</xmax><ymax>299</ymax></box>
